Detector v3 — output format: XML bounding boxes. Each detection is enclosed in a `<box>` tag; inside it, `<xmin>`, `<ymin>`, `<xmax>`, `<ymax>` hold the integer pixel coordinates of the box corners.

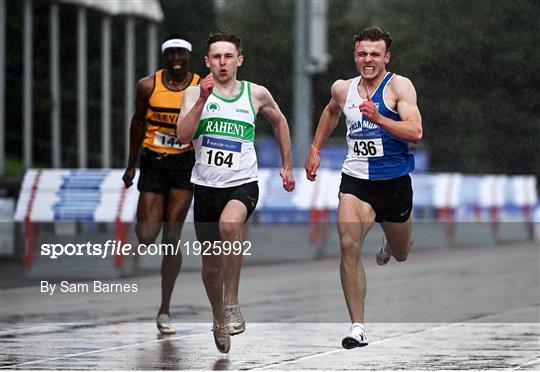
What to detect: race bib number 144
<box><xmin>154</xmin><ymin>131</ymin><xmax>188</xmax><ymax>150</ymax></box>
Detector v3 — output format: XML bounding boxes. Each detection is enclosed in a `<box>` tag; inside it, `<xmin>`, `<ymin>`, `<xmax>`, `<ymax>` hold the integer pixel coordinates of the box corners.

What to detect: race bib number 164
<box><xmin>199</xmin><ymin>136</ymin><xmax>242</xmax><ymax>170</ymax></box>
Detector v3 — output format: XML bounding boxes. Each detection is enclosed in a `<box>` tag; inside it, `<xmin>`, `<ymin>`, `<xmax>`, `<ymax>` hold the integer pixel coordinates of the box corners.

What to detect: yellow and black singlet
<box><xmin>143</xmin><ymin>69</ymin><xmax>200</xmax><ymax>155</ymax></box>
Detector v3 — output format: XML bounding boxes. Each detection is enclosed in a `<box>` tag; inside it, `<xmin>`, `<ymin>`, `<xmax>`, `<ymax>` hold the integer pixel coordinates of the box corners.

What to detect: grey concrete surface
<box><xmin>1</xmin><ymin>242</ymin><xmax>539</xmax><ymax>370</ymax></box>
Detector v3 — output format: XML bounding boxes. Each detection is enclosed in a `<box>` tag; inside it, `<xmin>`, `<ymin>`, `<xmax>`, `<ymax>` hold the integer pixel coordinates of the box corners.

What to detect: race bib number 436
<box><xmin>199</xmin><ymin>136</ymin><xmax>242</xmax><ymax>170</ymax></box>
<box><xmin>349</xmin><ymin>138</ymin><xmax>384</xmax><ymax>158</ymax></box>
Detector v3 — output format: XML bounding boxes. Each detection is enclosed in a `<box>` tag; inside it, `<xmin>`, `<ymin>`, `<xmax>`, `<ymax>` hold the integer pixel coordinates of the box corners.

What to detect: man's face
<box><xmin>205</xmin><ymin>41</ymin><xmax>244</xmax><ymax>83</ymax></box>
<box><xmin>354</xmin><ymin>40</ymin><xmax>390</xmax><ymax>81</ymax></box>
<box><xmin>164</xmin><ymin>47</ymin><xmax>191</xmax><ymax>74</ymax></box>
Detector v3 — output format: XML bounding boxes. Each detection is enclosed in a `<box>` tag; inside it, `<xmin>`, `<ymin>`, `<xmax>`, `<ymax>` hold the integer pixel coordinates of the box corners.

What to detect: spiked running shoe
<box><xmin>212</xmin><ymin>319</ymin><xmax>231</xmax><ymax>353</ymax></box>
<box><xmin>157</xmin><ymin>313</ymin><xmax>176</xmax><ymax>335</ymax></box>
<box><xmin>342</xmin><ymin>323</ymin><xmax>369</xmax><ymax>349</ymax></box>
<box><xmin>376</xmin><ymin>243</ymin><xmax>391</xmax><ymax>266</ymax></box>
<box><xmin>226</xmin><ymin>303</ymin><xmax>245</xmax><ymax>335</ymax></box>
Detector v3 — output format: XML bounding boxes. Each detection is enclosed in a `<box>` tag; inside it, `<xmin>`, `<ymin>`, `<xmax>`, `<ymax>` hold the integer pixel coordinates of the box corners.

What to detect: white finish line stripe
<box><xmin>0</xmin><ymin>328</ymin><xmax>209</xmax><ymax>369</ymax></box>
<box><xmin>251</xmin><ymin>323</ymin><xmax>463</xmax><ymax>370</ymax></box>
<box><xmin>510</xmin><ymin>356</ymin><xmax>540</xmax><ymax>370</ymax></box>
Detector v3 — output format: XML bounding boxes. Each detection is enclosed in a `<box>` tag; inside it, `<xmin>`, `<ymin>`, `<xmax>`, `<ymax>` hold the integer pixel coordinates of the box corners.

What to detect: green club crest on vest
<box><xmin>206</xmin><ymin>102</ymin><xmax>220</xmax><ymax>112</ymax></box>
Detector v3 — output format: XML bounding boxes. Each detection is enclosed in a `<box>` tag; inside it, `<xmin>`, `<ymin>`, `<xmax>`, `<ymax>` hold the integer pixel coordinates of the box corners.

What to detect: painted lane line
<box><xmin>251</xmin><ymin>323</ymin><xmax>464</xmax><ymax>370</ymax></box>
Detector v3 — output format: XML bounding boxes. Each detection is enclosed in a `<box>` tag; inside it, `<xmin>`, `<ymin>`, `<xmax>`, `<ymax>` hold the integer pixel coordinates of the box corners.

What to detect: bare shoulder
<box><xmin>330</xmin><ymin>79</ymin><xmax>352</xmax><ymax>105</ymax></box>
<box><xmin>331</xmin><ymin>79</ymin><xmax>351</xmax><ymax>91</ymax></box>
<box><xmin>180</xmin><ymin>85</ymin><xmax>202</xmax><ymax>111</ymax></box>
<box><xmin>249</xmin><ymin>82</ymin><xmax>272</xmax><ymax>100</ymax></box>
<box><xmin>184</xmin><ymin>85</ymin><xmax>201</xmax><ymax>97</ymax></box>
<box><xmin>390</xmin><ymin>74</ymin><xmax>416</xmax><ymax>96</ymax></box>
<box><xmin>136</xmin><ymin>74</ymin><xmax>155</xmax><ymax>99</ymax></box>
<box><xmin>249</xmin><ymin>82</ymin><xmax>275</xmax><ymax>112</ymax></box>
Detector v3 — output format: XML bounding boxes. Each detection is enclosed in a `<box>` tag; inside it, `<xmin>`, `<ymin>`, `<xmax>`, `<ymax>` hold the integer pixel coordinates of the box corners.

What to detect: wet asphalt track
<box><xmin>1</xmin><ymin>242</ymin><xmax>539</xmax><ymax>370</ymax></box>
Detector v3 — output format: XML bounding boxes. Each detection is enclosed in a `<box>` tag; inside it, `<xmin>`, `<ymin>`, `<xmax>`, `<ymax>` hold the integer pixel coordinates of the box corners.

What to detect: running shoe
<box><xmin>226</xmin><ymin>303</ymin><xmax>245</xmax><ymax>335</ymax></box>
<box><xmin>212</xmin><ymin>319</ymin><xmax>231</xmax><ymax>353</ymax></box>
<box><xmin>342</xmin><ymin>323</ymin><xmax>369</xmax><ymax>349</ymax></box>
<box><xmin>157</xmin><ymin>313</ymin><xmax>176</xmax><ymax>335</ymax></box>
<box><xmin>376</xmin><ymin>241</ymin><xmax>391</xmax><ymax>266</ymax></box>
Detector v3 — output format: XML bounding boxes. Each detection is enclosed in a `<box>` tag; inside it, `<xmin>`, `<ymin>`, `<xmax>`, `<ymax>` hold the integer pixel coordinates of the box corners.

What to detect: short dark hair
<box><xmin>206</xmin><ymin>31</ymin><xmax>242</xmax><ymax>54</ymax></box>
<box><xmin>163</xmin><ymin>33</ymin><xmax>190</xmax><ymax>44</ymax></box>
<box><xmin>162</xmin><ymin>32</ymin><xmax>191</xmax><ymax>43</ymax></box>
<box><xmin>354</xmin><ymin>27</ymin><xmax>392</xmax><ymax>51</ymax></box>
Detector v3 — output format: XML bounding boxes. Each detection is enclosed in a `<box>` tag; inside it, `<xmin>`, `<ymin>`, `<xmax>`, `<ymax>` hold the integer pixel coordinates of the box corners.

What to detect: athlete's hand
<box><xmin>304</xmin><ymin>148</ymin><xmax>320</xmax><ymax>182</ymax></box>
<box><xmin>122</xmin><ymin>167</ymin><xmax>136</xmax><ymax>188</ymax></box>
<box><xmin>359</xmin><ymin>94</ymin><xmax>380</xmax><ymax>123</ymax></box>
<box><xmin>280</xmin><ymin>167</ymin><xmax>295</xmax><ymax>192</ymax></box>
<box><xmin>199</xmin><ymin>73</ymin><xmax>214</xmax><ymax>101</ymax></box>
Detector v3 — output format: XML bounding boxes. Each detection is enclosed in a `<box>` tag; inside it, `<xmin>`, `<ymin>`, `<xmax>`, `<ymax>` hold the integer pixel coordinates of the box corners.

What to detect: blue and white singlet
<box><xmin>342</xmin><ymin>72</ymin><xmax>414</xmax><ymax>180</ymax></box>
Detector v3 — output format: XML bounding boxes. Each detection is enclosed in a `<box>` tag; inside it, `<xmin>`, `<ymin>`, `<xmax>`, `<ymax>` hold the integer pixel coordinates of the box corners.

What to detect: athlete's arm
<box><xmin>359</xmin><ymin>76</ymin><xmax>422</xmax><ymax>144</ymax></box>
<box><xmin>252</xmin><ymin>84</ymin><xmax>295</xmax><ymax>192</ymax></box>
<box><xmin>305</xmin><ymin>80</ymin><xmax>346</xmax><ymax>181</ymax></box>
<box><xmin>122</xmin><ymin>77</ymin><xmax>153</xmax><ymax>188</ymax></box>
<box><xmin>177</xmin><ymin>73</ymin><xmax>214</xmax><ymax>143</ymax></box>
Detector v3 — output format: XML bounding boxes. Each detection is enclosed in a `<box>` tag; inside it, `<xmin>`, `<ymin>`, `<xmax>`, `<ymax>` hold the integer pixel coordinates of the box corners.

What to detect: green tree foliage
<box><xmin>4</xmin><ymin>0</ymin><xmax>538</xmax><ymax>176</ymax></box>
<box><xmin>367</xmin><ymin>0</ymin><xmax>539</xmax><ymax>175</ymax></box>
<box><xmin>213</xmin><ymin>0</ymin><xmax>538</xmax><ymax>175</ymax></box>
<box><xmin>160</xmin><ymin>0</ymin><xmax>217</xmax><ymax>68</ymax></box>
<box><xmin>215</xmin><ymin>0</ymin><xmax>295</xmax><ymax>136</ymax></box>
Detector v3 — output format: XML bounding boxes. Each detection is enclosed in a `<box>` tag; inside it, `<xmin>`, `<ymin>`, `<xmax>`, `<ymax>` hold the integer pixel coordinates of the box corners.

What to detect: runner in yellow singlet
<box><xmin>122</xmin><ymin>33</ymin><xmax>200</xmax><ymax>336</ymax></box>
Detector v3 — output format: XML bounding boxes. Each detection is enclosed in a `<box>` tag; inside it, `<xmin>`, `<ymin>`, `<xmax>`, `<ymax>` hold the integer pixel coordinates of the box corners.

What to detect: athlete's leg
<box><xmin>201</xmin><ymin>250</ymin><xmax>226</xmax><ymax>316</ymax></box>
<box><xmin>193</xmin><ymin>186</ymin><xmax>225</xmax><ymax>321</ymax></box>
<box><xmin>194</xmin><ymin>186</ymin><xmax>230</xmax><ymax>350</ymax></box>
<box><xmin>135</xmin><ymin>192</ymin><xmax>165</xmax><ymax>245</ymax></box>
<box><xmin>380</xmin><ymin>214</ymin><xmax>413</xmax><ymax>262</ymax></box>
<box><xmin>337</xmin><ymin>193</ymin><xmax>375</xmax><ymax>324</ymax></box>
<box><xmin>158</xmin><ymin>188</ymin><xmax>193</xmax><ymax>315</ymax></box>
<box><xmin>241</xmin><ymin>219</ymin><xmax>250</xmax><ymax>241</ymax></box>
<box><xmin>200</xmin><ymin>249</ymin><xmax>230</xmax><ymax>352</ymax></box>
<box><xmin>219</xmin><ymin>200</ymin><xmax>247</xmax><ymax>305</ymax></box>
<box><xmin>137</xmin><ymin>192</ymin><xmax>172</xmax><ymax>333</ymax></box>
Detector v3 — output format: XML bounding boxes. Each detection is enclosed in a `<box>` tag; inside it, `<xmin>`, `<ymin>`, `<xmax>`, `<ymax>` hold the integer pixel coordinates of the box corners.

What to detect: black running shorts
<box><xmin>137</xmin><ymin>148</ymin><xmax>195</xmax><ymax>195</ymax></box>
<box><xmin>339</xmin><ymin>173</ymin><xmax>413</xmax><ymax>223</ymax></box>
<box><xmin>193</xmin><ymin>181</ymin><xmax>259</xmax><ymax>242</ymax></box>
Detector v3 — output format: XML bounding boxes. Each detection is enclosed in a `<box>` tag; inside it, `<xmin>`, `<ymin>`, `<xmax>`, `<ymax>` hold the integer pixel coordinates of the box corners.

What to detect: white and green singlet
<box><xmin>191</xmin><ymin>81</ymin><xmax>258</xmax><ymax>188</ymax></box>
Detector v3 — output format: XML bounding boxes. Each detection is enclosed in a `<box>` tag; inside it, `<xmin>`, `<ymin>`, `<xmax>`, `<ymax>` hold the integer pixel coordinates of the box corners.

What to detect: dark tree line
<box><xmin>4</xmin><ymin>0</ymin><xmax>539</xmax><ymax>178</ymax></box>
<box><xmin>217</xmin><ymin>0</ymin><xmax>539</xmax><ymax>176</ymax></box>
